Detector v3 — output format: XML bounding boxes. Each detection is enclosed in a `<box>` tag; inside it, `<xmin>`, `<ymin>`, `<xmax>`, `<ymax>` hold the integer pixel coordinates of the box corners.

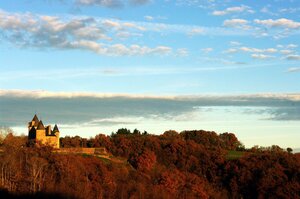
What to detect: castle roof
<box><xmin>53</xmin><ymin>124</ymin><xmax>59</xmax><ymax>132</ymax></box>
<box><xmin>32</xmin><ymin>114</ymin><xmax>39</xmax><ymax>123</ymax></box>
<box><xmin>37</xmin><ymin>120</ymin><xmax>45</xmax><ymax>130</ymax></box>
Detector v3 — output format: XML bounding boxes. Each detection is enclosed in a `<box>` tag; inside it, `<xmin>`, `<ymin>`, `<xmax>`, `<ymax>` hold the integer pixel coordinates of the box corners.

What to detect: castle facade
<box><xmin>28</xmin><ymin>114</ymin><xmax>60</xmax><ymax>148</ymax></box>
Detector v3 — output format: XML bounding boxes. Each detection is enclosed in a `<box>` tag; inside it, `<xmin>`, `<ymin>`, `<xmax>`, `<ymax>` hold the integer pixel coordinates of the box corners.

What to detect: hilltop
<box><xmin>0</xmin><ymin>128</ymin><xmax>299</xmax><ymax>199</ymax></box>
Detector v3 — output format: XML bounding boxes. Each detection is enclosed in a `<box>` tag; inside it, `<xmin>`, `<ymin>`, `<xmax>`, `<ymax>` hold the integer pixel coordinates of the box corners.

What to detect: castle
<box><xmin>28</xmin><ymin>114</ymin><xmax>60</xmax><ymax>148</ymax></box>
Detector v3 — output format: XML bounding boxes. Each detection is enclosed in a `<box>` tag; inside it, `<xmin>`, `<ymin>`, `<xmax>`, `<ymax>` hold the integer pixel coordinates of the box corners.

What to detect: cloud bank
<box><xmin>1</xmin><ymin>90</ymin><xmax>300</xmax><ymax>129</ymax></box>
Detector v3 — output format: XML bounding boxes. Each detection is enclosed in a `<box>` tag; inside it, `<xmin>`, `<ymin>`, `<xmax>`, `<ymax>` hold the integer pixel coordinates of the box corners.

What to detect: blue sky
<box><xmin>0</xmin><ymin>0</ymin><xmax>300</xmax><ymax>148</ymax></box>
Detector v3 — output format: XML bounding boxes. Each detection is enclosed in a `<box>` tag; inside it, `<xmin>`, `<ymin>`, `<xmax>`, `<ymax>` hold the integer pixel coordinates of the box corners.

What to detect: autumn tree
<box><xmin>0</xmin><ymin>127</ymin><xmax>13</xmax><ymax>146</ymax></box>
<box><xmin>219</xmin><ymin>132</ymin><xmax>242</xmax><ymax>150</ymax></box>
<box><xmin>128</xmin><ymin>149</ymin><xmax>157</xmax><ymax>172</ymax></box>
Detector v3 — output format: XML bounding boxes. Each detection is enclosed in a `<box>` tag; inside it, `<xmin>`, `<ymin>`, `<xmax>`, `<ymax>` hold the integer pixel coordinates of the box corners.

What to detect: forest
<box><xmin>0</xmin><ymin>128</ymin><xmax>299</xmax><ymax>199</ymax></box>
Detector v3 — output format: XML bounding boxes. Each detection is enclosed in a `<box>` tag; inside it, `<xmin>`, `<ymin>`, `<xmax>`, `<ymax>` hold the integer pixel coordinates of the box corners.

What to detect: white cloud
<box><xmin>225</xmin><ymin>46</ymin><xmax>282</xmax><ymax>60</ymax></box>
<box><xmin>224</xmin><ymin>48</ymin><xmax>238</xmax><ymax>53</ymax></box>
<box><xmin>101</xmin><ymin>19</ymin><xmax>120</xmax><ymax>28</ymax></box>
<box><xmin>101</xmin><ymin>20</ymin><xmax>145</xmax><ymax>31</ymax></box>
<box><xmin>144</xmin><ymin>15</ymin><xmax>154</xmax><ymax>21</ymax></box>
<box><xmin>279</xmin><ymin>8</ymin><xmax>300</xmax><ymax>14</ymax></box>
<box><xmin>122</xmin><ymin>22</ymin><xmax>146</xmax><ymax>31</ymax></box>
<box><xmin>280</xmin><ymin>49</ymin><xmax>293</xmax><ymax>55</ymax></box>
<box><xmin>174</xmin><ymin>0</ymin><xmax>219</xmax><ymax>9</ymax></box>
<box><xmin>243</xmin><ymin>47</ymin><xmax>277</xmax><ymax>53</ymax></box>
<box><xmin>286</xmin><ymin>54</ymin><xmax>300</xmax><ymax>60</ymax></box>
<box><xmin>174</xmin><ymin>25</ymin><xmax>250</xmax><ymax>37</ymax></box>
<box><xmin>260</xmin><ymin>6</ymin><xmax>269</xmax><ymax>13</ymax></box>
<box><xmin>287</xmin><ymin>44</ymin><xmax>298</xmax><ymax>48</ymax></box>
<box><xmin>187</xmin><ymin>27</ymin><xmax>205</xmax><ymax>36</ymax></box>
<box><xmin>277</xmin><ymin>44</ymin><xmax>284</xmax><ymax>48</ymax></box>
<box><xmin>230</xmin><ymin>41</ymin><xmax>241</xmax><ymax>46</ymax></box>
<box><xmin>102</xmin><ymin>44</ymin><xmax>172</xmax><ymax>56</ymax></box>
<box><xmin>0</xmin><ymin>8</ymin><xmax>270</xmax><ymax>48</ymax></box>
<box><xmin>73</xmin><ymin>26</ymin><xmax>112</xmax><ymax>40</ymax></box>
<box><xmin>254</xmin><ymin>18</ymin><xmax>300</xmax><ymax>29</ymax></box>
<box><xmin>201</xmin><ymin>48</ymin><xmax>213</xmax><ymax>53</ymax></box>
<box><xmin>176</xmin><ymin>48</ymin><xmax>189</xmax><ymax>57</ymax></box>
<box><xmin>251</xmin><ymin>54</ymin><xmax>274</xmax><ymax>59</ymax></box>
<box><xmin>277</xmin><ymin>44</ymin><xmax>298</xmax><ymax>49</ymax></box>
<box><xmin>287</xmin><ymin>67</ymin><xmax>300</xmax><ymax>72</ymax></box>
<box><xmin>260</xmin><ymin>6</ymin><xmax>277</xmax><ymax>16</ymax></box>
<box><xmin>143</xmin><ymin>15</ymin><xmax>167</xmax><ymax>21</ymax></box>
<box><xmin>76</xmin><ymin>0</ymin><xmax>123</xmax><ymax>7</ymax></box>
<box><xmin>223</xmin><ymin>19</ymin><xmax>249</xmax><ymax>28</ymax></box>
<box><xmin>0</xmin><ymin>10</ymin><xmax>178</xmax><ymax>57</ymax></box>
<box><xmin>75</xmin><ymin>0</ymin><xmax>151</xmax><ymax>7</ymax></box>
<box><xmin>212</xmin><ymin>5</ymin><xmax>254</xmax><ymax>16</ymax></box>
<box><xmin>115</xmin><ymin>31</ymin><xmax>143</xmax><ymax>38</ymax></box>
<box><xmin>129</xmin><ymin>0</ymin><xmax>151</xmax><ymax>5</ymax></box>
<box><xmin>71</xmin><ymin>40</ymin><xmax>102</xmax><ymax>52</ymax></box>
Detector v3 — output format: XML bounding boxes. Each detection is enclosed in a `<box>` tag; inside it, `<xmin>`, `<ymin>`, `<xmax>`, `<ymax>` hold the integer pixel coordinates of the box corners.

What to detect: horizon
<box><xmin>1</xmin><ymin>89</ymin><xmax>300</xmax><ymax>149</ymax></box>
<box><xmin>1</xmin><ymin>1</ymin><xmax>300</xmax><ymax>149</ymax></box>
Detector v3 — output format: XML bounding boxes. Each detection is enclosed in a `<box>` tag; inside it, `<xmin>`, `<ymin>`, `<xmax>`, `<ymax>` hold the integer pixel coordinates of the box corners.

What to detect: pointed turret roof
<box><xmin>37</xmin><ymin>120</ymin><xmax>45</xmax><ymax>130</ymax></box>
<box><xmin>32</xmin><ymin>114</ymin><xmax>39</xmax><ymax>123</ymax></box>
<box><xmin>53</xmin><ymin>124</ymin><xmax>59</xmax><ymax>132</ymax></box>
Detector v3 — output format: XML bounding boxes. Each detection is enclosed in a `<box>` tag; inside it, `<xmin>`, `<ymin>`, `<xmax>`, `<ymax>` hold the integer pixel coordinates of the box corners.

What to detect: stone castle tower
<box><xmin>28</xmin><ymin>114</ymin><xmax>60</xmax><ymax>148</ymax></box>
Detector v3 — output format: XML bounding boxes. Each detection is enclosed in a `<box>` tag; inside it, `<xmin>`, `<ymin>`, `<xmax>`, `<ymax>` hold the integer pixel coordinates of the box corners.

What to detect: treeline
<box><xmin>60</xmin><ymin>129</ymin><xmax>244</xmax><ymax>151</ymax></box>
<box><xmin>0</xmin><ymin>128</ymin><xmax>300</xmax><ymax>198</ymax></box>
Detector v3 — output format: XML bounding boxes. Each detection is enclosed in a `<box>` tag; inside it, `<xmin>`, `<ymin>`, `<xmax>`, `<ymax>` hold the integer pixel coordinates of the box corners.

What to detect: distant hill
<box><xmin>0</xmin><ymin>129</ymin><xmax>299</xmax><ymax>198</ymax></box>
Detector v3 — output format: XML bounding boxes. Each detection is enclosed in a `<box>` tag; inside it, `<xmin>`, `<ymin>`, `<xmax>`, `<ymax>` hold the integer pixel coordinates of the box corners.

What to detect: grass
<box><xmin>226</xmin><ymin>150</ymin><xmax>245</xmax><ymax>160</ymax></box>
<box><xmin>96</xmin><ymin>156</ymin><xmax>111</xmax><ymax>164</ymax></box>
<box><xmin>81</xmin><ymin>153</ymin><xmax>92</xmax><ymax>157</ymax></box>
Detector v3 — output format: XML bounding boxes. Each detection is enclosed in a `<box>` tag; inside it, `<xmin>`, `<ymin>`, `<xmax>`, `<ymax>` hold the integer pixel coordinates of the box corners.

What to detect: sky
<box><xmin>0</xmin><ymin>0</ymin><xmax>300</xmax><ymax>149</ymax></box>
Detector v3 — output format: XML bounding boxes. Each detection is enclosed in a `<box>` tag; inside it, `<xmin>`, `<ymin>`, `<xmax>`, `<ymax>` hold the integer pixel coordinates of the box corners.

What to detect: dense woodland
<box><xmin>0</xmin><ymin>128</ymin><xmax>299</xmax><ymax>199</ymax></box>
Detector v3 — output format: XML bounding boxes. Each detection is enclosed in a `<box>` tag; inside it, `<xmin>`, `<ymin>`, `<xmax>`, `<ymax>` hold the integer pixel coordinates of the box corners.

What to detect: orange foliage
<box><xmin>0</xmin><ymin>131</ymin><xmax>299</xmax><ymax>198</ymax></box>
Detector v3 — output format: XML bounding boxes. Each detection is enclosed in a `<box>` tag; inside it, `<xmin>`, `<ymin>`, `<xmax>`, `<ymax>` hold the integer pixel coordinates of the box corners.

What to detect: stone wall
<box><xmin>57</xmin><ymin>147</ymin><xmax>108</xmax><ymax>156</ymax></box>
<box><xmin>36</xmin><ymin>130</ymin><xmax>60</xmax><ymax>148</ymax></box>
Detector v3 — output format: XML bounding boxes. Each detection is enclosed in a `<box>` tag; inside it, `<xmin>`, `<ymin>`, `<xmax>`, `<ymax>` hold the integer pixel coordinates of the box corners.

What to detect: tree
<box><xmin>128</xmin><ymin>149</ymin><xmax>156</xmax><ymax>172</ymax></box>
<box><xmin>163</xmin><ymin>130</ymin><xmax>179</xmax><ymax>137</ymax></box>
<box><xmin>0</xmin><ymin>127</ymin><xmax>13</xmax><ymax>146</ymax></box>
<box><xmin>132</xmin><ymin>129</ymin><xmax>141</xmax><ymax>135</ymax></box>
<box><xmin>181</xmin><ymin>130</ymin><xmax>222</xmax><ymax>149</ymax></box>
<box><xmin>219</xmin><ymin>132</ymin><xmax>241</xmax><ymax>150</ymax></box>
<box><xmin>287</xmin><ymin>147</ymin><xmax>293</xmax><ymax>154</ymax></box>
<box><xmin>115</xmin><ymin>128</ymin><xmax>131</xmax><ymax>135</ymax></box>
